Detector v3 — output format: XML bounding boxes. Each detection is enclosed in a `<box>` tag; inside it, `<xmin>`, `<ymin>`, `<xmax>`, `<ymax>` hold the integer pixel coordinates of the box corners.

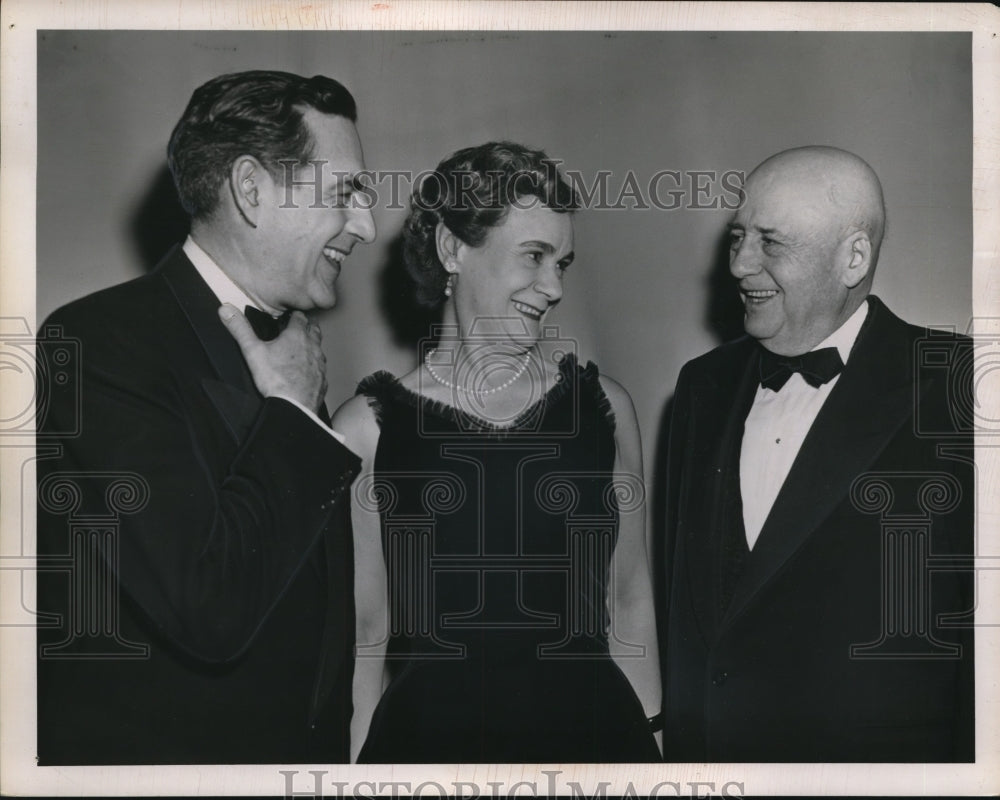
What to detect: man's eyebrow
<box><xmin>324</xmin><ymin>174</ymin><xmax>367</xmax><ymax>193</ymax></box>
<box><xmin>727</xmin><ymin>222</ymin><xmax>782</xmax><ymax>236</ymax></box>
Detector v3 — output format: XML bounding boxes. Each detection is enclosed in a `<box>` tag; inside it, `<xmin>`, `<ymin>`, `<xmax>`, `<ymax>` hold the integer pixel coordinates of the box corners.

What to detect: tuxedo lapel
<box><xmin>682</xmin><ymin>338</ymin><xmax>760</xmax><ymax>642</ymax></box>
<box><xmin>200</xmin><ymin>379</ymin><xmax>263</xmax><ymax>443</ymax></box>
<box><xmin>159</xmin><ymin>245</ymin><xmax>263</xmax><ymax>440</ymax></box>
<box><xmin>721</xmin><ymin>298</ymin><xmax>919</xmax><ymax>629</ymax></box>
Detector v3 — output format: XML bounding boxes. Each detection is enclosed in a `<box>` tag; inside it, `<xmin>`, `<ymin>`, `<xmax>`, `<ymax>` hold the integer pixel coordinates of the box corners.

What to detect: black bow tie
<box><xmin>244</xmin><ymin>306</ymin><xmax>292</xmax><ymax>341</ymax></box>
<box><xmin>758</xmin><ymin>346</ymin><xmax>844</xmax><ymax>392</ymax></box>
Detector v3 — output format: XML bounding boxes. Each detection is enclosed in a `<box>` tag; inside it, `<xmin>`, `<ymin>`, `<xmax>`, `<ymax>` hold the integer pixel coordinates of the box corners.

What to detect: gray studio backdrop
<box><xmin>37</xmin><ymin>30</ymin><xmax>972</xmax><ymax>486</ymax></box>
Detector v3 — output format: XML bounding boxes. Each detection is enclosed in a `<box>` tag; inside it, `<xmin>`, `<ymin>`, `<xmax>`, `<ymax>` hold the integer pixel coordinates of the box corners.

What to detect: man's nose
<box><xmin>347</xmin><ymin>203</ymin><xmax>376</xmax><ymax>244</ymax></box>
<box><xmin>729</xmin><ymin>239</ymin><xmax>759</xmax><ymax>279</ymax></box>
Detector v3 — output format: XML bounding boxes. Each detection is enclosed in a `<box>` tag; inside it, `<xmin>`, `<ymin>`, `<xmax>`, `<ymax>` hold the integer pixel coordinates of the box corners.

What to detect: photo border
<box><xmin>2</xmin><ymin>1</ymin><xmax>997</xmax><ymax>796</ymax></box>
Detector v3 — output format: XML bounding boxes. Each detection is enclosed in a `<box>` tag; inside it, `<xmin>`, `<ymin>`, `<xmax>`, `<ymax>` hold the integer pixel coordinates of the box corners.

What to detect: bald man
<box><xmin>659</xmin><ymin>147</ymin><xmax>973</xmax><ymax>761</ymax></box>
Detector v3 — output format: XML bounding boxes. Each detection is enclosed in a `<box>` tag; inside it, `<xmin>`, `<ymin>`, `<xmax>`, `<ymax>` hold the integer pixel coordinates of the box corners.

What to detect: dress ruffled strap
<box><xmin>577</xmin><ymin>358</ymin><xmax>617</xmax><ymax>435</ymax></box>
<box><xmin>353</xmin><ymin>354</ymin><xmax>617</xmax><ymax>436</ymax></box>
<box><xmin>355</xmin><ymin>370</ymin><xmax>400</xmax><ymax>427</ymax></box>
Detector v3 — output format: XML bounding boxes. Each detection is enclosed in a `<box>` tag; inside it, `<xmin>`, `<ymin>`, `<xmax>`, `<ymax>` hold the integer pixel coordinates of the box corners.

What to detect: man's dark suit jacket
<box><xmin>36</xmin><ymin>246</ymin><xmax>361</xmax><ymax>764</ymax></box>
<box><xmin>660</xmin><ymin>296</ymin><xmax>974</xmax><ymax>762</ymax></box>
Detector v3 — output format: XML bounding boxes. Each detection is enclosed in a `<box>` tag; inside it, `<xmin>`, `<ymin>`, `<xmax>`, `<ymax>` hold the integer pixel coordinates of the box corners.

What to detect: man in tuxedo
<box><xmin>660</xmin><ymin>146</ymin><xmax>974</xmax><ymax>761</ymax></box>
<box><xmin>36</xmin><ymin>70</ymin><xmax>376</xmax><ymax>764</ymax></box>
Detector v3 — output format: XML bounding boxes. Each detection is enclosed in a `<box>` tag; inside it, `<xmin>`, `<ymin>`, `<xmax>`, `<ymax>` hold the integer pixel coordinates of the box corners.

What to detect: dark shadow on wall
<box><xmin>129</xmin><ymin>165</ymin><xmax>190</xmax><ymax>273</ymax></box>
<box><xmin>704</xmin><ymin>230</ymin><xmax>744</xmax><ymax>345</ymax></box>
<box><xmin>651</xmin><ymin>390</ymin><xmax>675</xmax><ymax>647</ymax></box>
<box><xmin>377</xmin><ymin>232</ymin><xmax>442</xmax><ymax>350</ymax></box>
<box><xmin>650</xmin><ymin>230</ymin><xmax>743</xmax><ymax>616</ymax></box>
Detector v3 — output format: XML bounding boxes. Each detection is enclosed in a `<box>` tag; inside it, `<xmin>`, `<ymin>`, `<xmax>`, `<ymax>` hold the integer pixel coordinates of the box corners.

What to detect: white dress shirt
<box><xmin>740</xmin><ymin>300</ymin><xmax>869</xmax><ymax>549</ymax></box>
<box><xmin>182</xmin><ymin>236</ymin><xmax>344</xmax><ymax>443</ymax></box>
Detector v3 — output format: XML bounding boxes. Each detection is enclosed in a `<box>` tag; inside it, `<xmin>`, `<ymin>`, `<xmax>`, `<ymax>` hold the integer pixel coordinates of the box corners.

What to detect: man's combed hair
<box><xmin>403</xmin><ymin>141</ymin><xmax>579</xmax><ymax>309</ymax></box>
<box><xmin>167</xmin><ymin>70</ymin><xmax>357</xmax><ymax>220</ymax></box>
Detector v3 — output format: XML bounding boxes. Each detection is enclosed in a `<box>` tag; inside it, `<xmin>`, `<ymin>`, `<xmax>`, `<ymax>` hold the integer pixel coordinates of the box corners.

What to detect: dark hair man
<box><xmin>37</xmin><ymin>70</ymin><xmax>375</xmax><ymax>764</ymax></box>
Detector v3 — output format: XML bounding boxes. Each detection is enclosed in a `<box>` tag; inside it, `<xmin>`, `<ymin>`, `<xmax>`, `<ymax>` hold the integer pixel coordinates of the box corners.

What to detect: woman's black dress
<box><xmin>355</xmin><ymin>354</ymin><xmax>658</xmax><ymax>763</ymax></box>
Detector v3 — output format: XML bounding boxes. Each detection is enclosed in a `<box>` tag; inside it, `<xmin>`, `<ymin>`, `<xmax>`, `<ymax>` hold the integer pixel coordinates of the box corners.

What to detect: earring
<box><xmin>444</xmin><ymin>272</ymin><xmax>456</xmax><ymax>298</ymax></box>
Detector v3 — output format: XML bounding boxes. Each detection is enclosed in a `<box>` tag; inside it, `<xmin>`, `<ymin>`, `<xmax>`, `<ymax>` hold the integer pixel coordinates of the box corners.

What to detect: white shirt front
<box><xmin>740</xmin><ymin>300</ymin><xmax>869</xmax><ymax>549</ymax></box>
<box><xmin>182</xmin><ymin>236</ymin><xmax>344</xmax><ymax>443</ymax></box>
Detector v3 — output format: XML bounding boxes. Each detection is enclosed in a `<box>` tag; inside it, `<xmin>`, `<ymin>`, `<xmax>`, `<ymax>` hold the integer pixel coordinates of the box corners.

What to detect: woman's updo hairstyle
<box><xmin>403</xmin><ymin>141</ymin><xmax>579</xmax><ymax>308</ymax></box>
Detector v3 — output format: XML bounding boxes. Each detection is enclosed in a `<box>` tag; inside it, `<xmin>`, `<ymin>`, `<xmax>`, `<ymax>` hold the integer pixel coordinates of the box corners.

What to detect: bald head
<box><xmin>749</xmin><ymin>146</ymin><xmax>886</xmax><ymax>270</ymax></box>
<box><xmin>729</xmin><ymin>146</ymin><xmax>886</xmax><ymax>355</ymax></box>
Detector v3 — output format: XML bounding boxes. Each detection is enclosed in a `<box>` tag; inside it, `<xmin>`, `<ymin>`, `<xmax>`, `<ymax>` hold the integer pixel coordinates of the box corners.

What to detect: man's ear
<box><xmin>229</xmin><ymin>156</ymin><xmax>264</xmax><ymax>229</ymax></box>
<box><xmin>435</xmin><ymin>222</ymin><xmax>463</xmax><ymax>273</ymax></box>
<box><xmin>839</xmin><ymin>230</ymin><xmax>873</xmax><ymax>289</ymax></box>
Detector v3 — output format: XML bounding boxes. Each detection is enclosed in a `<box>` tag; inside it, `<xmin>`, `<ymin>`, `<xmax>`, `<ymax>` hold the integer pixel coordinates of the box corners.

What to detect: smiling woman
<box><xmin>387</xmin><ymin>141</ymin><xmax>586</xmax><ymax>430</ymax></box>
<box><xmin>331</xmin><ymin>141</ymin><xmax>663</xmax><ymax>763</ymax></box>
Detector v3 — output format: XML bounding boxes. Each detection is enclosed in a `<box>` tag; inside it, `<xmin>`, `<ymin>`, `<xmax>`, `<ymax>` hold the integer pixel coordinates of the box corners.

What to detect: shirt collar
<box><xmin>812</xmin><ymin>298</ymin><xmax>869</xmax><ymax>365</ymax></box>
<box><xmin>182</xmin><ymin>236</ymin><xmax>281</xmax><ymax>316</ymax></box>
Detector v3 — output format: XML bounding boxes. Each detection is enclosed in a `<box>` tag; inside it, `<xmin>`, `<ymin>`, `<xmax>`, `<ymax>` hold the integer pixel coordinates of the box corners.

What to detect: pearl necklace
<box><xmin>424</xmin><ymin>346</ymin><xmax>532</xmax><ymax>397</ymax></box>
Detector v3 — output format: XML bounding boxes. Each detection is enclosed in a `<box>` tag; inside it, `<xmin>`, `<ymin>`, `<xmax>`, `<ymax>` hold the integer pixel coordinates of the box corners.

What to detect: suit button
<box><xmin>712</xmin><ymin>671</ymin><xmax>728</xmax><ymax>686</ymax></box>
